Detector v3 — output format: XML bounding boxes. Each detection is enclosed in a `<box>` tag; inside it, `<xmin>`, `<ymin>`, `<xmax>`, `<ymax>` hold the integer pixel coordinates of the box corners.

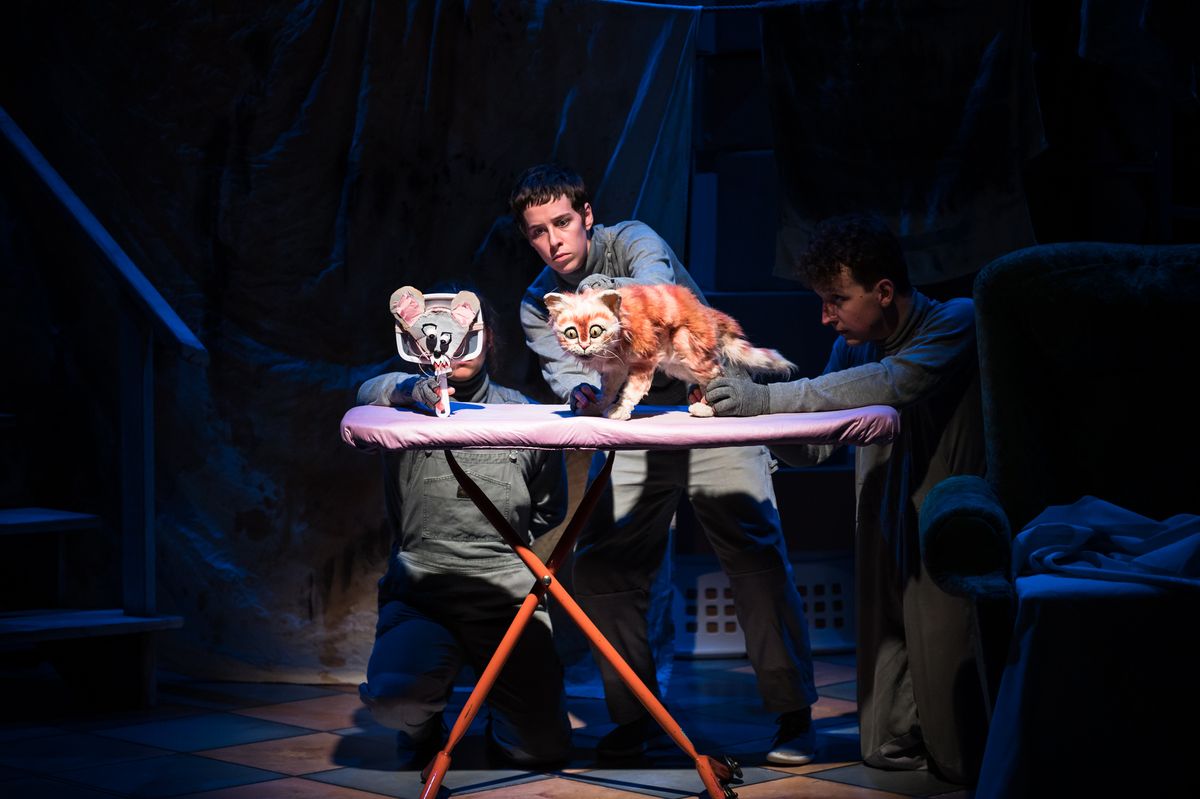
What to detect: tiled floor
<box><xmin>0</xmin><ymin>654</ymin><xmax>972</xmax><ymax>798</ymax></box>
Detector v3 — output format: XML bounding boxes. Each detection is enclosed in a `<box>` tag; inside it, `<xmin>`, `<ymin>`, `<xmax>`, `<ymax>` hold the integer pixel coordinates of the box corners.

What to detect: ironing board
<box><xmin>341</xmin><ymin>401</ymin><xmax>900</xmax><ymax>799</ymax></box>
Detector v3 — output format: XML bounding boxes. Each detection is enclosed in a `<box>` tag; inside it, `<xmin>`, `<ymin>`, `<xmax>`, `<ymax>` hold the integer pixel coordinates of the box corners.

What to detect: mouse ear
<box><xmin>449</xmin><ymin>290</ymin><xmax>481</xmax><ymax>329</ymax></box>
<box><xmin>390</xmin><ymin>286</ymin><xmax>425</xmax><ymax>331</ymax></box>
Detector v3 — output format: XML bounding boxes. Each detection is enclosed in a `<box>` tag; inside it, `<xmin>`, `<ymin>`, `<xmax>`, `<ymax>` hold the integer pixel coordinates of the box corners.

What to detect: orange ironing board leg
<box><xmin>418</xmin><ymin>449</ymin><xmax>740</xmax><ymax>799</ymax></box>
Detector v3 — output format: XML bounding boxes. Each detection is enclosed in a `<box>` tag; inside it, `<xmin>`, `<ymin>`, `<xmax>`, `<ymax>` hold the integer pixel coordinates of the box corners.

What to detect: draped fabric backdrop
<box><xmin>0</xmin><ymin>0</ymin><xmax>698</xmax><ymax>681</ymax></box>
<box><xmin>762</xmin><ymin>0</ymin><xmax>1045</xmax><ymax>287</ymax></box>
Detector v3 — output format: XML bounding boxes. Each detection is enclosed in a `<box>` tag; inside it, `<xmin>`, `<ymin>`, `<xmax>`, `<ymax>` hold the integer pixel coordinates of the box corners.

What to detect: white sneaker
<box><xmin>766</xmin><ymin>708</ymin><xmax>816</xmax><ymax>765</ymax></box>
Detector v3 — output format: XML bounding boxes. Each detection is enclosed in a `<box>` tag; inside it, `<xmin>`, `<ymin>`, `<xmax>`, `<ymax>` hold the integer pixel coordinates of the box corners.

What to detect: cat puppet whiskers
<box><xmin>543</xmin><ymin>284</ymin><xmax>795</xmax><ymax>420</ymax></box>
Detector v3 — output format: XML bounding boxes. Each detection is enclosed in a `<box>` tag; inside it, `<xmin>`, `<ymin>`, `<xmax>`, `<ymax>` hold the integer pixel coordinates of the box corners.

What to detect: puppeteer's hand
<box><xmin>568</xmin><ymin>383</ymin><xmax>601</xmax><ymax>415</ymax></box>
<box><xmin>577</xmin><ymin>273</ymin><xmax>619</xmax><ymax>293</ymax></box>
<box><xmin>705</xmin><ymin>376</ymin><xmax>770</xmax><ymax>417</ymax></box>
<box><xmin>397</xmin><ymin>376</ymin><xmax>455</xmax><ymax>414</ymax></box>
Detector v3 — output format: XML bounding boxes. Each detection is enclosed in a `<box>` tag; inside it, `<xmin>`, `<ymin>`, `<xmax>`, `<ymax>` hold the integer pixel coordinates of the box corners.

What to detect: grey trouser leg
<box><xmin>573</xmin><ymin>446</ymin><xmax>816</xmax><ymax>723</ymax></box>
<box><xmin>573</xmin><ymin>449</ymin><xmax>676</xmax><ymax>723</ymax></box>
<box><xmin>455</xmin><ymin>610</ymin><xmax>573</xmax><ymax>766</ymax></box>
<box><xmin>687</xmin><ymin>445</ymin><xmax>816</xmax><ymax>712</ymax></box>
<box><xmin>359</xmin><ymin>600</ymin><xmax>461</xmax><ymax>738</ymax></box>
<box><xmin>856</xmin><ymin>523</ymin><xmax>985</xmax><ymax>783</ymax></box>
<box><xmin>360</xmin><ymin>573</ymin><xmax>571</xmax><ymax>765</ymax></box>
<box><xmin>903</xmin><ymin>565</ymin><xmax>986</xmax><ymax>783</ymax></box>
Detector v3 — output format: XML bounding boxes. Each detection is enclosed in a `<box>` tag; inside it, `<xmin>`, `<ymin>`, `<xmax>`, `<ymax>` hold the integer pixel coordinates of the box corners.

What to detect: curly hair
<box><xmin>508</xmin><ymin>163</ymin><xmax>590</xmax><ymax>230</ymax></box>
<box><xmin>796</xmin><ymin>213</ymin><xmax>911</xmax><ymax>293</ymax></box>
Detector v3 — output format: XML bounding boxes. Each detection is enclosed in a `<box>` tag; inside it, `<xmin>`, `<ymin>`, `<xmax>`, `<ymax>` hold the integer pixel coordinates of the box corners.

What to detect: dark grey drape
<box><xmin>762</xmin><ymin>0</ymin><xmax>1044</xmax><ymax>288</ymax></box>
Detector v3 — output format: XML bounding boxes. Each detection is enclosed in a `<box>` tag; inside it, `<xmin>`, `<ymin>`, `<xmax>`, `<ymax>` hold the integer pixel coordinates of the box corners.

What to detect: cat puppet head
<box><xmin>390</xmin><ymin>286</ymin><xmax>483</xmax><ymax>372</ymax></box>
<box><xmin>543</xmin><ymin>289</ymin><xmax>624</xmax><ymax>363</ymax></box>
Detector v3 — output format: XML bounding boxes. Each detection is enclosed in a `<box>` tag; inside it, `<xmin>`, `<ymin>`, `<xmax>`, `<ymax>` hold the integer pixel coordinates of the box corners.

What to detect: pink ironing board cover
<box><xmin>341</xmin><ymin>403</ymin><xmax>899</xmax><ymax>452</ymax></box>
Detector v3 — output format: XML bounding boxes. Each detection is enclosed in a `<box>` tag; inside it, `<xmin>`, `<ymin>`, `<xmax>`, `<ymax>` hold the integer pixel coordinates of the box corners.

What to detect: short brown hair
<box><xmin>508</xmin><ymin>163</ymin><xmax>590</xmax><ymax>230</ymax></box>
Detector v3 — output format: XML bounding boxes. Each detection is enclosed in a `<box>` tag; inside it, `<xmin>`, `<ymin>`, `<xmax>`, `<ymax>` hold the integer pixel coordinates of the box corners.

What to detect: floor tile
<box><xmin>726</xmin><ymin>657</ymin><xmax>861</xmax><ymax>684</ymax></box>
<box><xmin>0</xmin><ymin>723</ymin><xmax>65</xmax><ymax>743</ymax></box>
<box><xmin>309</xmin><ymin>765</ymin><xmax>550</xmax><ymax>799</ymax></box>
<box><xmin>58</xmin><ymin>703</ymin><xmax>212</xmax><ymax>732</ymax></box>
<box><xmin>234</xmin><ymin>693</ymin><xmax>371</xmax><ymax>732</ymax></box>
<box><xmin>811</xmin><ymin>762</ymin><xmax>966</xmax><ymax>796</ymax></box>
<box><xmin>812</xmin><ymin>696</ymin><xmax>858</xmax><ymax>722</ymax></box>
<box><xmin>467</xmin><ymin>774</ymin><xmax>651</xmax><ymax>797</ymax></box>
<box><xmin>814</xmin><ymin>733</ymin><xmax>863</xmax><ymax>764</ymax></box>
<box><xmin>820</xmin><ymin>679</ymin><xmax>858</xmax><ymax>702</ymax></box>
<box><xmin>58</xmin><ymin>753</ymin><xmax>281</xmax><ymax>797</ymax></box>
<box><xmin>561</xmin><ymin>765</ymin><xmax>788</xmax><ymax>798</ymax></box>
<box><xmin>0</xmin><ymin>731</ymin><xmax>169</xmax><ymax>773</ymax></box>
<box><xmin>0</xmin><ymin>776</ymin><xmax>126</xmax><ymax>799</ymax></box>
<box><xmin>732</xmin><ymin>774</ymin><xmax>910</xmax><ymax>797</ymax></box>
<box><xmin>0</xmin><ymin>653</ymin><xmax>1018</xmax><ymax>799</ymax></box>
<box><xmin>669</xmin><ymin>714</ymin><xmax>776</xmax><ymax>750</ymax></box>
<box><xmin>97</xmin><ymin>712</ymin><xmax>316</xmax><ymax>751</ymax></box>
<box><xmin>684</xmin><ymin>694</ymin><xmax>856</xmax><ymax>729</ymax></box>
<box><xmin>172</xmin><ymin>775</ymin><xmax>395</xmax><ymax>798</ymax></box>
<box><xmin>820</xmin><ymin>722</ymin><xmax>859</xmax><ymax>738</ymax></box>
<box><xmin>814</xmin><ymin>661</ymin><xmax>858</xmax><ymax>687</ymax></box>
<box><xmin>331</xmin><ymin>719</ymin><xmax>405</xmax><ymax>740</ymax></box>
<box><xmin>761</xmin><ymin>758</ymin><xmax>863</xmax><ymax>777</ymax></box>
<box><xmin>160</xmin><ymin>682</ymin><xmax>343</xmax><ymax>711</ymax></box>
<box><xmin>662</xmin><ymin>677</ymin><xmax>761</xmax><ymax>709</ymax></box>
<box><xmin>817</xmin><ymin>653</ymin><xmax>858</xmax><ymax>667</ymax></box>
<box><xmin>672</xmin><ymin>661</ymin><xmax>756</xmax><ymax>681</ymax></box>
<box><xmin>441</xmin><ymin>768</ymin><xmax>555</xmax><ymax>795</ymax></box>
<box><xmin>305</xmin><ymin>765</ymin><xmax>424</xmax><ymax>798</ymax></box>
<box><xmin>715</xmin><ymin>728</ymin><xmax>862</xmax><ymax>771</ymax></box>
<box><xmin>198</xmin><ymin>731</ymin><xmax>399</xmax><ymax>775</ymax></box>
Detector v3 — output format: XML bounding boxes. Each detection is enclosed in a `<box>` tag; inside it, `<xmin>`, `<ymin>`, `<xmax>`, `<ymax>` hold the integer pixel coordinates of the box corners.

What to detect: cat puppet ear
<box><xmin>543</xmin><ymin>292</ymin><xmax>566</xmax><ymax>316</ymax></box>
<box><xmin>597</xmin><ymin>289</ymin><xmax>621</xmax><ymax>315</ymax></box>
<box><xmin>544</xmin><ymin>290</ymin><xmax>621</xmax><ymax>318</ymax></box>
<box><xmin>389</xmin><ymin>285</ymin><xmax>425</xmax><ymax>335</ymax></box>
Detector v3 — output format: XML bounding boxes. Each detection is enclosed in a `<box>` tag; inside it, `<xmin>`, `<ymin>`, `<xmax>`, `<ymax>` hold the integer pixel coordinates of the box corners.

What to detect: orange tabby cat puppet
<box><xmin>543</xmin><ymin>283</ymin><xmax>795</xmax><ymax>420</ymax></box>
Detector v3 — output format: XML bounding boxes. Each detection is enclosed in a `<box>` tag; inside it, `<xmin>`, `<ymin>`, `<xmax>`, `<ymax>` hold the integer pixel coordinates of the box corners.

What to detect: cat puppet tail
<box><xmin>717</xmin><ymin>330</ymin><xmax>796</xmax><ymax>380</ymax></box>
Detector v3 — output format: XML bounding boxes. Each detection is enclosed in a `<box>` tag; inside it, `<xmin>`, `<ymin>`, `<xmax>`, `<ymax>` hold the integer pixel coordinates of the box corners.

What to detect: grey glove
<box><xmin>705</xmin><ymin>376</ymin><xmax>770</xmax><ymax>417</ymax></box>
<box><xmin>395</xmin><ymin>375</ymin><xmax>442</xmax><ymax>410</ymax></box>
<box><xmin>577</xmin><ymin>273</ymin><xmax>619</xmax><ymax>293</ymax></box>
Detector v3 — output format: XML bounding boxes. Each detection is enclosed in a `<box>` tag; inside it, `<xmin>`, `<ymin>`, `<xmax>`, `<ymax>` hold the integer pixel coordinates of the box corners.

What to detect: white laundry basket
<box><xmin>672</xmin><ymin>552</ymin><xmax>855</xmax><ymax>657</ymax></box>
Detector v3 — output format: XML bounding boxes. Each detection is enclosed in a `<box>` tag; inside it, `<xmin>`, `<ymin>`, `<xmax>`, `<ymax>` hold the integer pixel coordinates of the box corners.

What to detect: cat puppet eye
<box><xmin>563</xmin><ymin>327</ymin><xmax>579</xmax><ymax>340</ymax></box>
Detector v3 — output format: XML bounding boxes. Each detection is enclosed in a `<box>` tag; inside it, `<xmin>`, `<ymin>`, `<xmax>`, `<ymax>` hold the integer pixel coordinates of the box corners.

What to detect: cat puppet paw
<box><xmin>687</xmin><ymin>400</ymin><xmax>714</xmax><ymax>418</ymax></box>
<box><xmin>604</xmin><ymin>405</ymin><xmax>633</xmax><ymax>421</ymax></box>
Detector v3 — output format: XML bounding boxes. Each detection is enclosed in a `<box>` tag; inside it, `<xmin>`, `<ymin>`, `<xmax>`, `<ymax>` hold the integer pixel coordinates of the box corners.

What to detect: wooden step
<box><xmin>0</xmin><ymin>608</ymin><xmax>183</xmax><ymax>645</ymax></box>
<box><xmin>0</xmin><ymin>507</ymin><xmax>103</xmax><ymax>535</ymax></box>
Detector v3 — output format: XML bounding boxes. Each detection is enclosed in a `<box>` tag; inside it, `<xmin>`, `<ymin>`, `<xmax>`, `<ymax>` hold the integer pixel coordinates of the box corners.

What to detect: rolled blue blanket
<box><xmin>919</xmin><ymin>475</ymin><xmax>1013</xmax><ymax>600</ymax></box>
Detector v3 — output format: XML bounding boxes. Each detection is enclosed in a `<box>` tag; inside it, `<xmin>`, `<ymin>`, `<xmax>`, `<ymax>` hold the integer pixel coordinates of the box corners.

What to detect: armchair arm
<box><xmin>919</xmin><ymin>475</ymin><xmax>1014</xmax><ymax>601</ymax></box>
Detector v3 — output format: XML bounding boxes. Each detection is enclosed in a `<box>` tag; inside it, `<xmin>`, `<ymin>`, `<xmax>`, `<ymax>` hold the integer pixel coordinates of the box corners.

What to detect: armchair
<box><xmin>917</xmin><ymin>242</ymin><xmax>1200</xmax><ymax>797</ymax></box>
